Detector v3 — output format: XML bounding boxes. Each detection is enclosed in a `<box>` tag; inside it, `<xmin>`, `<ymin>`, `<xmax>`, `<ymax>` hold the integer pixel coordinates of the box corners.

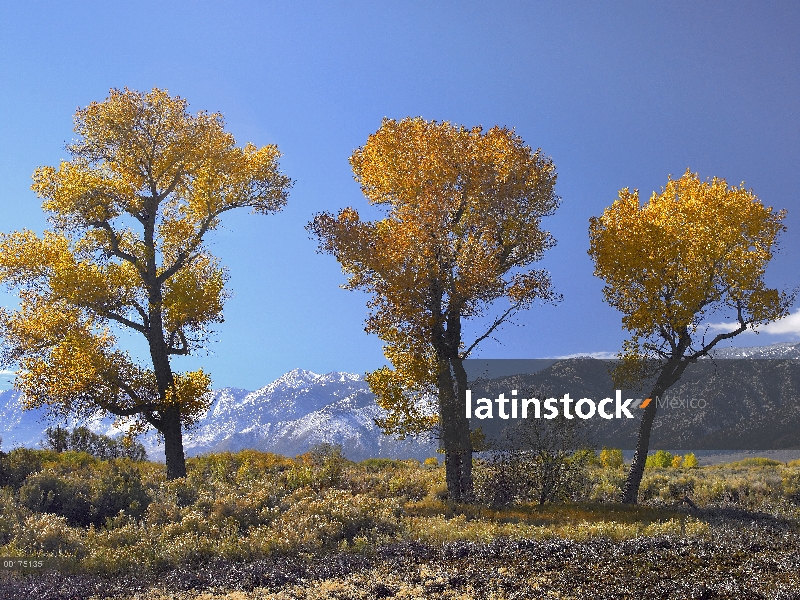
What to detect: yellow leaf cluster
<box><xmin>1</xmin><ymin>298</ymin><xmax>156</xmax><ymax>419</ymax></box>
<box><xmin>366</xmin><ymin>328</ymin><xmax>439</xmax><ymax>437</ymax></box>
<box><xmin>164</xmin><ymin>369</ymin><xmax>213</xmax><ymax>428</ymax></box>
<box><xmin>588</xmin><ymin>169</ymin><xmax>788</xmax><ymax>357</ymax></box>
<box><xmin>310</xmin><ymin>118</ymin><xmax>559</xmax><ymax>433</ymax></box>
<box><xmin>162</xmin><ymin>254</ymin><xmax>228</xmax><ymax>336</ymax></box>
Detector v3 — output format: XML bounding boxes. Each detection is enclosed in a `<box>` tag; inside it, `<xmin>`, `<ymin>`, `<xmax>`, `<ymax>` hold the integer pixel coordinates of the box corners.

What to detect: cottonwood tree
<box><xmin>588</xmin><ymin>170</ymin><xmax>790</xmax><ymax>503</ymax></box>
<box><xmin>309</xmin><ymin>117</ymin><xmax>559</xmax><ymax>500</ymax></box>
<box><xmin>0</xmin><ymin>88</ymin><xmax>292</xmax><ymax>479</ymax></box>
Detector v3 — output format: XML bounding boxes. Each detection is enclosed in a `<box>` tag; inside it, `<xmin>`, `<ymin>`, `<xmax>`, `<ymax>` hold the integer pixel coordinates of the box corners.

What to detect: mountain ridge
<box><xmin>0</xmin><ymin>368</ymin><xmax>437</xmax><ymax>462</ymax></box>
<box><xmin>1</xmin><ymin>342</ymin><xmax>796</xmax><ymax>459</ymax></box>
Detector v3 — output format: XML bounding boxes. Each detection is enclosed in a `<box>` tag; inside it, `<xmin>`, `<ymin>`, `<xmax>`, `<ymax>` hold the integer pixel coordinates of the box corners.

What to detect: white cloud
<box><xmin>702</xmin><ymin>310</ymin><xmax>800</xmax><ymax>337</ymax></box>
<box><xmin>756</xmin><ymin>310</ymin><xmax>800</xmax><ymax>335</ymax></box>
<box><xmin>702</xmin><ymin>322</ymin><xmax>741</xmax><ymax>334</ymax></box>
<box><xmin>0</xmin><ymin>370</ymin><xmax>15</xmax><ymax>377</ymax></box>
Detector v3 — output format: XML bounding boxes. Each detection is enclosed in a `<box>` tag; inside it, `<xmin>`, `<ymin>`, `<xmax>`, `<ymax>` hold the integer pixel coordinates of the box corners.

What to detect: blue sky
<box><xmin>0</xmin><ymin>1</ymin><xmax>798</xmax><ymax>391</ymax></box>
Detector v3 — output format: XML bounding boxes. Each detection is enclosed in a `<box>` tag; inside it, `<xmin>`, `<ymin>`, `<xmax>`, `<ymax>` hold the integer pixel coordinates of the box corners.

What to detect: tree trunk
<box><xmin>439</xmin><ymin>358</ymin><xmax>461</xmax><ymax>499</ymax></box>
<box><xmin>621</xmin><ymin>357</ymin><xmax>689</xmax><ymax>504</ymax></box>
<box><xmin>142</xmin><ymin>197</ymin><xmax>187</xmax><ymax>481</ymax></box>
<box><xmin>147</xmin><ymin>304</ymin><xmax>187</xmax><ymax>480</ymax></box>
<box><xmin>439</xmin><ymin>357</ymin><xmax>473</xmax><ymax>501</ymax></box>
<box><xmin>621</xmin><ymin>385</ymin><xmax>661</xmax><ymax>504</ymax></box>
<box><xmin>162</xmin><ymin>408</ymin><xmax>187</xmax><ymax>480</ymax></box>
<box><xmin>451</xmin><ymin>357</ymin><xmax>473</xmax><ymax>498</ymax></box>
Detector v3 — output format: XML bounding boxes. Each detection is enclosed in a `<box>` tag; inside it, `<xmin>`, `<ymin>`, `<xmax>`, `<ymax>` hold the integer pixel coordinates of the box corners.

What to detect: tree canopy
<box><xmin>588</xmin><ymin>169</ymin><xmax>790</xmax><ymax>503</ymax></box>
<box><xmin>309</xmin><ymin>117</ymin><xmax>559</xmax><ymax>499</ymax></box>
<box><xmin>0</xmin><ymin>88</ymin><xmax>292</xmax><ymax>479</ymax></box>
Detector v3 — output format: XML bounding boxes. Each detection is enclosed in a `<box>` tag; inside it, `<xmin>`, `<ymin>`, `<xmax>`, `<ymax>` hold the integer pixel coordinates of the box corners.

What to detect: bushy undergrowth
<box><xmin>0</xmin><ymin>446</ymin><xmax>799</xmax><ymax>576</ymax></box>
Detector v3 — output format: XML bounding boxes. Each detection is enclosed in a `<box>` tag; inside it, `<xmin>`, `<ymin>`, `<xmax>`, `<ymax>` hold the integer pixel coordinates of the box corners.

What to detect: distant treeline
<box><xmin>41</xmin><ymin>426</ymin><xmax>147</xmax><ymax>461</ymax></box>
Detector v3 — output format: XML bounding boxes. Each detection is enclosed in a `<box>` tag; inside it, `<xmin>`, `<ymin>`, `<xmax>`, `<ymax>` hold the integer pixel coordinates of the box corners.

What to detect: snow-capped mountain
<box><xmin>0</xmin><ymin>389</ymin><xmax>56</xmax><ymax>449</ymax></box>
<box><xmin>0</xmin><ymin>369</ymin><xmax>437</xmax><ymax>462</ymax></box>
<box><xmin>181</xmin><ymin>369</ymin><xmax>436</xmax><ymax>461</ymax></box>
<box><xmin>2</xmin><ymin>341</ymin><xmax>796</xmax><ymax>460</ymax></box>
<box><xmin>710</xmin><ymin>341</ymin><xmax>800</xmax><ymax>359</ymax></box>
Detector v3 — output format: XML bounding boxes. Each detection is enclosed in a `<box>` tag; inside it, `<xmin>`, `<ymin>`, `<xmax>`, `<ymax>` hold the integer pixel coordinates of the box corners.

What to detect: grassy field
<box><xmin>1</xmin><ymin>448</ymin><xmax>800</xmax><ymax>598</ymax></box>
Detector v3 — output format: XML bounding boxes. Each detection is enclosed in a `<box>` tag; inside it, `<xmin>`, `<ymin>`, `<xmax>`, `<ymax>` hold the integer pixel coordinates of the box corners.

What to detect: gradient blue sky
<box><xmin>0</xmin><ymin>1</ymin><xmax>798</xmax><ymax>391</ymax></box>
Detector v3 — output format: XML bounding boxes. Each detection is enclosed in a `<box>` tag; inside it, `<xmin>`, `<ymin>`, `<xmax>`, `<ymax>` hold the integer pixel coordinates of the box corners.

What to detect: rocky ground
<box><xmin>2</xmin><ymin>509</ymin><xmax>800</xmax><ymax>600</ymax></box>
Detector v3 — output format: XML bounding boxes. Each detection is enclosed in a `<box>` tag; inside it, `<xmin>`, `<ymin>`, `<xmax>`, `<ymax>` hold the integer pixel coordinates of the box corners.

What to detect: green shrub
<box><xmin>645</xmin><ymin>450</ymin><xmax>674</xmax><ymax>469</ymax></box>
<box><xmin>162</xmin><ymin>477</ymin><xmax>199</xmax><ymax>508</ymax></box>
<box><xmin>304</xmin><ymin>443</ymin><xmax>348</xmax><ymax>488</ymax></box>
<box><xmin>589</xmin><ymin>469</ymin><xmax>626</xmax><ymax>502</ymax></box>
<box><xmin>144</xmin><ymin>500</ymin><xmax>181</xmax><ymax>527</ymax></box>
<box><xmin>666</xmin><ymin>475</ymin><xmax>696</xmax><ymax>500</ymax></box>
<box><xmin>639</xmin><ymin>474</ymin><xmax>669</xmax><ymax>502</ymax></box>
<box><xmin>187</xmin><ymin>451</ymin><xmax>292</xmax><ymax>487</ymax></box>
<box><xmin>730</xmin><ymin>457</ymin><xmax>783</xmax><ymax>468</ymax></box>
<box><xmin>683</xmin><ymin>453</ymin><xmax>699</xmax><ymax>469</ymax></box>
<box><xmin>573</xmin><ymin>449</ymin><xmax>600</xmax><ymax>467</ymax></box>
<box><xmin>187</xmin><ymin>452</ymin><xmax>245</xmax><ymax>485</ymax></box>
<box><xmin>19</xmin><ymin>471</ymin><xmax>93</xmax><ymax>526</ymax></box>
<box><xmin>2</xmin><ymin>448</ymin><xmax>48</xmax><ymax>488</ymax></box>
<box><xmin>691</xmin><ymin>470</ymin><xmax>784</xmax><ymax>508</ymax></box>
<box><xmin>17</xmin><ymin>461</ymin><xmax>150</xmax><ymax>527</ymax></box>
<box><xmin>781</xmin><ymin>471</ymin><xmax>800</xmax><ymax>505</ymax></box>
<box><xmin>285</xmin><ymin>465</ymin><xmax>315</xmax><ymax>491</ymax></box>
<box><xmin>386</xmin><ymin>471</ymin><xmax>429</xmax><ymax>501</ymax></box>
<box><xmin>209</xmin><ymin>488</ymin><xmax>280</xmax><ymax>531</ymax></box>
<box><xmin>0</xmin><ymin>489</ymin><xmax>17</xmax><ymax>546</ymax></box>
<box><xmin>269</xmin><ymin>489</ymin><xmax>400</xmax><ymax>551</ymax></box>
<box><xmin>91</xmin><ymin>462</ymin><xmax>151</xmax><ymax>523</ymax></box>
<box><xmin>308</xmin><ymin>442</ymin><xmax>345</xmax><ymax>466</ymax></box>
<box><xmin>474</xmin><ymin>448</ymin><xmax>590</xmax><ymax>507</ymax></box>
<box><xmin>474</xmin><ymin>454</ymin><xmax>525</xmax><ymax>508</ymax></box>
<box><xmin>13</xmin><ymin>513</ymin><xmax>86</xmax><ymax>556</ymax></box>
<box><xmin>43</xmin><ymin>426</ymin><xmax>147</xmax><ymax>461</ymax></box>
<box><xmin>361</xmin><ymin>458</ymin><xmax>407</xmax><ymax>472</ymax></box>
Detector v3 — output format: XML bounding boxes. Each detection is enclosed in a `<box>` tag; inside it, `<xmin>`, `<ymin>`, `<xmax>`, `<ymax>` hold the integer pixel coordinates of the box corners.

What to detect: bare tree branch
<box><xmin>88</xmin><ymin>219</ymin><xmax>146</xmax><ymax>278</ymax></box>
<box><xmin>688</xmin><ymin>302</ymin><xmax>748</xmax><ymax>360</ymax></box>
<box><xmin>105</xmin><ymin>311</ymin><xmax>147</xmax><ymax>334</ymax></box>
<box><xmin>462</xmin><ymin>300</ymin><xmax>521</xmax><ymax>358</ymax></box>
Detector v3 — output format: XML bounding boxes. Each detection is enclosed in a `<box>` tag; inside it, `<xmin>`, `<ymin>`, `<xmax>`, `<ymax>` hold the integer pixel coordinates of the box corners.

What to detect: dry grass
<box><xmin>1</xmin><ymin>448</ymin><xmax>799</xmax><ymax>598</ymax></box>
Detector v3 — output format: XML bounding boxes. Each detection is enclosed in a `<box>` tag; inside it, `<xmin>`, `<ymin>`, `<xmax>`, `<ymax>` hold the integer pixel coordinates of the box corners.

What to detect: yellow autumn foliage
<box><xmin>589</xmin><ymin>169</ymin><xmax>788</xmax><ymax>360</ymax></box>
<box><xmin>0</xmin><ymin>88</ymin><xmax>292</xmax><ymax>478</ymax></box>
<box><xmin>310</xmin><ymin>117</ymin><xmax>559</xmax><ymax>440</ymax></box>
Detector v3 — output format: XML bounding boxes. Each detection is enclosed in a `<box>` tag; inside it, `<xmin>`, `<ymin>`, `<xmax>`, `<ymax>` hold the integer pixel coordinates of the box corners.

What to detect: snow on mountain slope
<box><xmin>0</xmin><ymin>389</ymin><xmax>53</xmax><ymax>448</ymax></box>
<box><xmin>180</xmin><ymin>369</ymin><xmax>436</xmax><ymax>461</ymax></box>
<box><xmin>0</xmin><ymin>369</ymin><xmax>437</xmax><ymax>462</ymax></box>
<box><xmin>2</xmin><ymin>344</ymin><xmax>797</xmax><ymax>460</ymax></box>
<box><xmin>710</xmin><ymin>341</ymin><xmax>800</xmax><ymax>359</ymax></box>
